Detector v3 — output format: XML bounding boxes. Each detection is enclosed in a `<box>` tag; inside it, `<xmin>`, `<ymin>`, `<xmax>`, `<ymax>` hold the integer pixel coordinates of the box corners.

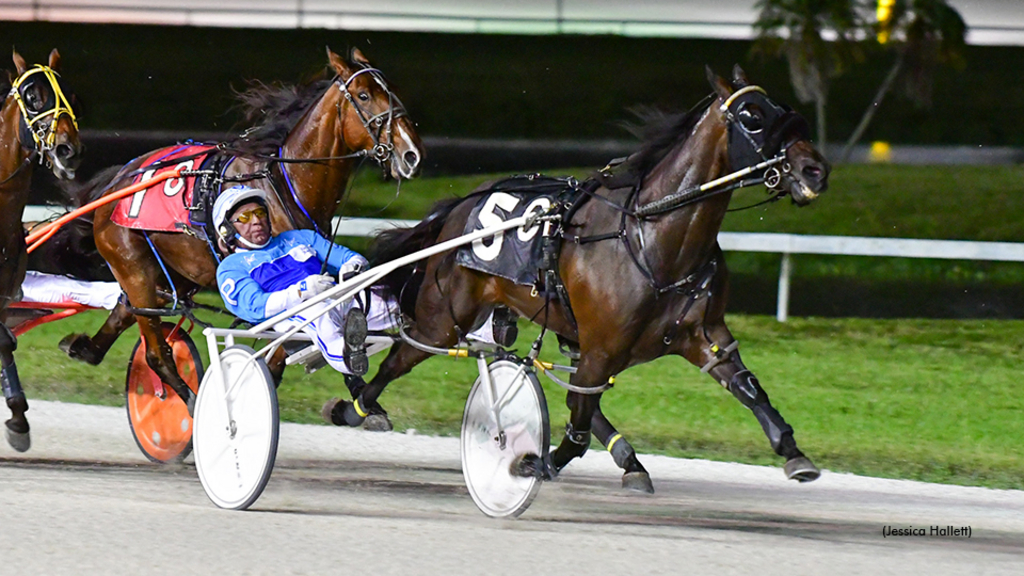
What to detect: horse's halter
<box><xmin>334</xmin><ymin>66</ymin><xmax>407</xmax><ymax>166</ymax></box>
<box><xmin>8</xmin><ymin>65</ymin><xmax>79</xmax><ymax>161</ymax></box>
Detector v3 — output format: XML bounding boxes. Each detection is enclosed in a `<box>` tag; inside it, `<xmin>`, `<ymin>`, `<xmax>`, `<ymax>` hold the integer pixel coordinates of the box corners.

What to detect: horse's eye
<box><xmin>737</xmin><ymin>104</ymin><xmax>764</xmax><ymax>133</ymax></box>
<box><xmin>24</xmin><ymin>89</ymin><xmax>42</xmax><ymax>111</ymax></box>
<box><xmin>358</xmin><ymin>92</ymin><xmax>370</xmax><ymax>102</ymax></box>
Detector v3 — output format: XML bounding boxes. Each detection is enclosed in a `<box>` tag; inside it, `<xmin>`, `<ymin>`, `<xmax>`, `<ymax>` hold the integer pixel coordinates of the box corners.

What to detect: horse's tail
<box><xmin>368</xmin><ymin>196</ymin><xmax>466</xmax><ymax>319</ymax></box>
<box><xmin>27</xmin><ymin>165</ymin><xmax>123</xmax><ymax>281</ymax></box>
<box><xmin>61</xmin><ymin>165</ymin><xmax>124</xmax><ymax>208</ymax></box>
<box><xmin>26</xmin><ymin>217</ymin><xmax>115</xmax><ymax>281</ymax></box>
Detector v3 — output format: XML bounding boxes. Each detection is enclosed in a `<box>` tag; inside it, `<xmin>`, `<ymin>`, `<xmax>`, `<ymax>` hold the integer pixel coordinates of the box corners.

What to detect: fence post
<box><xmin>777</xmin><ymin>252</ymin><xmax>792</xmax><ymax>322</ymax></box>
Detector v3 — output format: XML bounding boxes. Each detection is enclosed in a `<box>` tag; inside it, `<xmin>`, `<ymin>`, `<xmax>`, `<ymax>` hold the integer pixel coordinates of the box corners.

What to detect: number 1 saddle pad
<box><xmin>111</xmin><ymin>144</ymin><xmax>218</xmax><ymax>232</ymax></box>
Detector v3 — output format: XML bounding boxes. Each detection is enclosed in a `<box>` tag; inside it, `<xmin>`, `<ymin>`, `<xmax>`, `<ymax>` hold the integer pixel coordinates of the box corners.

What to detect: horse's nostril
<box><xmin>803</xmin><ymin>165</ymin><xmax>822</xmax><ymax>180</ymax></box>
<box><xmin>403</xmin><ymin>150</ymin><xmax>419</xmax><ymax>168</ymax></box>
<box><xmin>55</xmin><ymin>143</ymin><xmax>74</xmax><ymax>160</ymax></box>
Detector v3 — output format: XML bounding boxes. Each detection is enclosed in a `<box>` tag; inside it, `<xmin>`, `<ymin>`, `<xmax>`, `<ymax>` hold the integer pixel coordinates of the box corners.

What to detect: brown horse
<box><xmin>333</xmin><ymin>66</ymin><xmax>830</xmax><ymax>491</ymax></box>
<box><xmin>58</xmin><ymin>48</ymin><xmax>421</xmax><ymax>414</ymax></box>
<box><xmin>1</xmin><ymin>49</ymin><xmax>84</xmax><ymax>450</ymax></box>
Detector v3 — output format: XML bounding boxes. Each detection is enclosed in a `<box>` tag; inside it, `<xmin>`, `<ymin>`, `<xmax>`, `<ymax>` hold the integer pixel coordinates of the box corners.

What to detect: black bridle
<box><xmin>560</xmin><ymin>85</ymin><xmax>813</xmax><ymax>294</ymax></box>
<box><xmin>333</xmin><ymin>66</ymin><xmax>408</xmax><ymax>166</ymax></box>
<box><xmin>633</xmin><ymin>85</ymin><xmax>810</xmax><ymax>218</ymax></box>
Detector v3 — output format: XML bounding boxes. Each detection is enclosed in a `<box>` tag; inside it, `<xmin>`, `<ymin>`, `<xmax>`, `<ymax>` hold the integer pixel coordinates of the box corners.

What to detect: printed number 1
<box><xmin>471</xmin><ymin>192</ymin><xmax>520</xmax><ymax>261</ymax></box>
<box><xmin>127</xmin><ymin>169</ymin><xmax>157</xmax><ymax>218</ymax></box>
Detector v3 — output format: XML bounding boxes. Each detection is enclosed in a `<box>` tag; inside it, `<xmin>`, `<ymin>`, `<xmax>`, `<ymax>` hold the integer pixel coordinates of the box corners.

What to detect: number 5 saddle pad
<box><xmin>455</xmin><ymin>176</ymin><xmax>575</xmax><ymax>286</ymax></box>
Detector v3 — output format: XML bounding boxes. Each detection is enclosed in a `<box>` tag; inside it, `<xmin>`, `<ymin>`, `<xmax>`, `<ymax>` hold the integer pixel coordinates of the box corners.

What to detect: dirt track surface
<box><xmin>1</xmin><ymin>400</ymin><xmax>1022</xmax><ymax>575</ymax></box>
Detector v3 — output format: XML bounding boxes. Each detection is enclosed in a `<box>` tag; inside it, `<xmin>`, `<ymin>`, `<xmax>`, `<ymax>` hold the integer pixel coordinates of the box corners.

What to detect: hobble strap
<box><xmin>565</xmin><ymin>423</ymin><xmax>591</xmax><ymax>447</ymax></box>
<box><xmin>701</xmin><ymin>340</ymin><xmax>739</xmax><ymax>373</ymax></box>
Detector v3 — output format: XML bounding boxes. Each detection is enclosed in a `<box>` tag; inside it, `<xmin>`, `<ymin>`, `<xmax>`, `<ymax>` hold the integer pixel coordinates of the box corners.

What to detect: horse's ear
<box><xmin>12</xmin><ymin>49</ymin><xmax>27</xmax><ymax>75</ymax></box>
<box><xmin>731</xmin><ymin>64</ymin><xmax>749</xmax><ymax>87</ymax></box>
<box><xmin>48</xmin><ymin>48</ymin><xmax>61</xmax><ymax>72</ymax></box>
<box><xmin>326</xmin><ymin>46</ymin><xmax>355</xmax><ymax>80</ymax></box>
<box><xmin>705</xmin><ymin>65</ymin><xmax>732</xmax><ymax>101</ymax></box>
<box><xmin>350</xmin><ymin>48</ymin><xmax>371</xmax><ymax>67</ymax></box>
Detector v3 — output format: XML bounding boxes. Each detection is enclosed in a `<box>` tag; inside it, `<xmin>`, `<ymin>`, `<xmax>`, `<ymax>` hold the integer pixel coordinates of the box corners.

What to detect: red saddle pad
<box><xmin>111</xmin><ymin>145</ymin><xmax>216</xmax><ymax>232</ymax></box>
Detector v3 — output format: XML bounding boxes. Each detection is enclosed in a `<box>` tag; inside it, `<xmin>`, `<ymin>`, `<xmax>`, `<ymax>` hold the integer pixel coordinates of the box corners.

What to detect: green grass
<box><xmin>16</xmin><ymin>305</ymin><xmax>1024</xmax><ymax>490</ymax></box>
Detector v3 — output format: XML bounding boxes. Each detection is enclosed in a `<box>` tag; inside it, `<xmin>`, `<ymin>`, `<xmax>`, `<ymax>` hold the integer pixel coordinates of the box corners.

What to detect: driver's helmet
<box><xmin>212</xmin><ymin>185</ymin><xmax>268</xmax><ymax>241</ymax></box>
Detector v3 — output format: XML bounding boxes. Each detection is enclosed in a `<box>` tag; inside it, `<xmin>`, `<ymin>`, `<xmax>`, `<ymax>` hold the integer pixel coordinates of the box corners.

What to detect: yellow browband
<box><xmin>9</xmin><ymin>65</ymin><xmax>79</xmax><ymax>151</ymax></box>
<box><xmin>719</xmin><ymin>85</ymin><xmax>767</xmax><ymax>113</ymax></box>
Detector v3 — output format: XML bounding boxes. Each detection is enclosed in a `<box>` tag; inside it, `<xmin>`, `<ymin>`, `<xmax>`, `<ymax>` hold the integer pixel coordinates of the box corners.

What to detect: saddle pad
<box><xmin>455</xmin><ymin>189</ymin><xmax>559</xmax><ymax>286</ymax></box>
<box><xmin>111</xmin><ymin>145</ymin><xmax>216</xmax><ymax>232</ymax></box>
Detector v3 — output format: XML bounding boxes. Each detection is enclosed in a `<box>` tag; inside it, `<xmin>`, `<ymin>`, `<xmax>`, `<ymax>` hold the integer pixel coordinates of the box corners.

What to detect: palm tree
<box><xmin>839</xmin><ymin>0</ymin><xmax>967</xmax><ymax>162</ymax></box>
<box><xmin>754</xmin><ymin>0</ymin><xmax>865</xmax><ymax>157</ymax></box>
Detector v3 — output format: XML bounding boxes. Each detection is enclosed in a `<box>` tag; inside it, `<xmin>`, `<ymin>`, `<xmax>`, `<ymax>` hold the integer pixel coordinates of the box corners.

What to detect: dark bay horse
<box><xmin>2</xmin><ymin>49</ymin><xmax>84</xmax><ymax>450</ymax></box>
<box><xmin>335</xmin><ymin>66</ymin><xmax>830</xmax><ymax>491</ymax></box>
<box><xmin>58</xmin><ymin>48</ymin><xmax>421</xmax><ymax>413</ymax></box>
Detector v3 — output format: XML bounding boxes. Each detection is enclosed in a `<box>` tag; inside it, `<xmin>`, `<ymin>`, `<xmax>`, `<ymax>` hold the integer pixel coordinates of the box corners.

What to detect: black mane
<box><xmin>227</xmin><ymin>73</ymin><xmax>335</xmax><ymax>156</ymax></box>
<box><xmin>619</xmin><ymin>95</ymin><xmax>714</xmax><ymax>178</ymax></box>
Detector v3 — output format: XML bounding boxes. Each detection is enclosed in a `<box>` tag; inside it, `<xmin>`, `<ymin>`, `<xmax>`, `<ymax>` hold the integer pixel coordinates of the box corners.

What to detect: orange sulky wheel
<box><xmin>125</xmin><ymin>322</ymin><xmax>204</xmax><ymax>463</ymax></box>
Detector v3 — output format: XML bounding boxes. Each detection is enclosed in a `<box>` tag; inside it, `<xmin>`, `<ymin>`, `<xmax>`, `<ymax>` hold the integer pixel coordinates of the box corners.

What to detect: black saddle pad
<box><xmin>455</xmin><ymin>175</ymin><xmax>574</xmax><ymax>286</ymax></box>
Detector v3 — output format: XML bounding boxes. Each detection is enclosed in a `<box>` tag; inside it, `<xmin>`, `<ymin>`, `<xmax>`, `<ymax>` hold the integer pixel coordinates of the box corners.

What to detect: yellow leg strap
<box><xmin>353</xmin><ymin>398</ymin><xmax>369</xmax><ymax>418</ymax></box>
<box><xmin>606</xmin><ymin>433</ymin><xmax>623</xmax><ymax>453</ymax></box>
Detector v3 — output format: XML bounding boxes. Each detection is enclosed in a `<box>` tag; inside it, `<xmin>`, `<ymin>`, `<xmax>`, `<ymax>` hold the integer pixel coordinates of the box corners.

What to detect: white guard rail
<box><xmin>323</xmin><ymin>216</ymin><xmax>1024</xmax><ymax>323</ymax></box>
<box><xmin>24</xmin><ymin>207</ymin><xmax>1024</xmax><ymax>323</ymax></box>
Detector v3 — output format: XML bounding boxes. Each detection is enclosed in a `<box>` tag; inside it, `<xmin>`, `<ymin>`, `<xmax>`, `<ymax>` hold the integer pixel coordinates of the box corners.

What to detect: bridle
<box><xmin>8</xmin><ymin>64</ymin><xmax>78</xmax><ymax>162</ymax></box>
<box><xmin>632</xmin><ymin>85</ymin><xmax>809</xmax><ymax>217</ymax></box>
<box><xmin>334</xmin><ymin>65</ymin><xmax>408</xmax><ymax>166</ymax></box>
<box><xmin>557</xmin><ymin>85</ymin><xmax>813</xmax><ymax>294</ymax></box>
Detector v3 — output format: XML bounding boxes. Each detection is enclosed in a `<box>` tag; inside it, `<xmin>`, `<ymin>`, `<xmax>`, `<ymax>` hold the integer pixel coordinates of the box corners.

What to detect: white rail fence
<box><xmin>25</xmin><ymin>206</ymin><xmax>1024</xmax><ymax>322</ymax></box>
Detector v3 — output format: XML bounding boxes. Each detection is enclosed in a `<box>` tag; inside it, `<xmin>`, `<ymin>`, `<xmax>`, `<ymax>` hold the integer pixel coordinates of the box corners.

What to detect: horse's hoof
<box><xmin>321</xmin><ymin>398</ymin><xmax>344</xmax><ymax>426</ymax></box>
<box><xmin>59</xmin><ymin>333</ymin><xmax>101</xmax><ymax>365</ymax></box>
<box><xmin>510</xmin><ymin>453</ymin><xmax>545</xmax><ymax>479</ymax></box>
<box><xmin>784</xmin><ymin>456</ymin><xmax>821</xmax><ymax>483</ymax></box>
<box><xmin>362</xmin><ymin>413</ymin><xmax>393</xmax><ymax>432</ymax></box>
<box><xmin>4</xmin><ymin>424</ymin><xmax>30</xmax><ymax>453</ymax></box>
<box><xmin>622</xmin><ymin>471</ymin><xmax>654</xmax><ymax>494</ymax></box>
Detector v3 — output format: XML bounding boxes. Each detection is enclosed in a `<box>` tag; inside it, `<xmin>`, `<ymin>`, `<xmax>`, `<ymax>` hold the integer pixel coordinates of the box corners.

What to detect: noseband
<box><xmin>334</xmin><ymin>66</ymin><xmax>408</xmax><ymax>166</ymax></box>
<box><xmin>8</xmin><ymin>65</ymin><xmax>78</xmax><ymax>161</ymax></box>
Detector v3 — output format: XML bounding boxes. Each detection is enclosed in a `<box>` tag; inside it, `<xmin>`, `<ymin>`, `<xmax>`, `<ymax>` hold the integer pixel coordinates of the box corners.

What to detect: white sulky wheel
<box><xmin>461</xmin><ymin>358</ymin><xmax>550</xmax><ymax>518</ymax></box>
<box><xmin>193</xmin><ymin>345</ymin><xmax>279</xmax><ymax>511</ymax></box>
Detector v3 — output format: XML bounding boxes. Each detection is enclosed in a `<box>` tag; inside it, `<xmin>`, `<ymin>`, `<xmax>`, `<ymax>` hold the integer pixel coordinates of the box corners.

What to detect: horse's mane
<box><xmin>618</xmin><ymin>95</ymin><xmax>713</xmax><ymax>178</ymax></box>
<box><xmin>227</xmin><ymin>72</ymin><xmax>335</xmax><ymax>156</ymax></box>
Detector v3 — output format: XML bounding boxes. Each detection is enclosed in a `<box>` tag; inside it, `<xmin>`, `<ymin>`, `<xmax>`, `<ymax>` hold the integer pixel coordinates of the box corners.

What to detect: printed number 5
<box><xmin>471</xmin><ymin>192</ymin><xmax>520</xmax><ymax>261</ymax></box>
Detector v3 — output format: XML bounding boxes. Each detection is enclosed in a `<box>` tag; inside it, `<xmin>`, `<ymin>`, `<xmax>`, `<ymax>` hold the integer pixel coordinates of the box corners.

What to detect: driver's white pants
<box><xmin>21</xmin><ymin>271</ymin><xmax>122</xmax><ymax>310</ymax></box>
<box><xmin>274</xmin><ymin>291</ymin><xmax>496</xmax><ymax>375</ymax></box>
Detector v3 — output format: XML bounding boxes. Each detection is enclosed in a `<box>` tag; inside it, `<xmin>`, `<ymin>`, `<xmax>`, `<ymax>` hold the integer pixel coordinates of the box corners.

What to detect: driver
<box><xmin>213</xmin><ymin>185</ymin><xmax>504</xmax><ymax>432</ymax></box>
<box><xmin>213</xmin><ymin>185</ymin><xmax>380</xmax><ymax>378</ymax></box>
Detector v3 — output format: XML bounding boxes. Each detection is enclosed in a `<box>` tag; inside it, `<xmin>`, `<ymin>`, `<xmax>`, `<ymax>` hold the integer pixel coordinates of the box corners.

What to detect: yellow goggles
<box><xmin>232</xmin><ymin>206</ymin><xmax>268</xmax><ymax>224</ymax></box>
